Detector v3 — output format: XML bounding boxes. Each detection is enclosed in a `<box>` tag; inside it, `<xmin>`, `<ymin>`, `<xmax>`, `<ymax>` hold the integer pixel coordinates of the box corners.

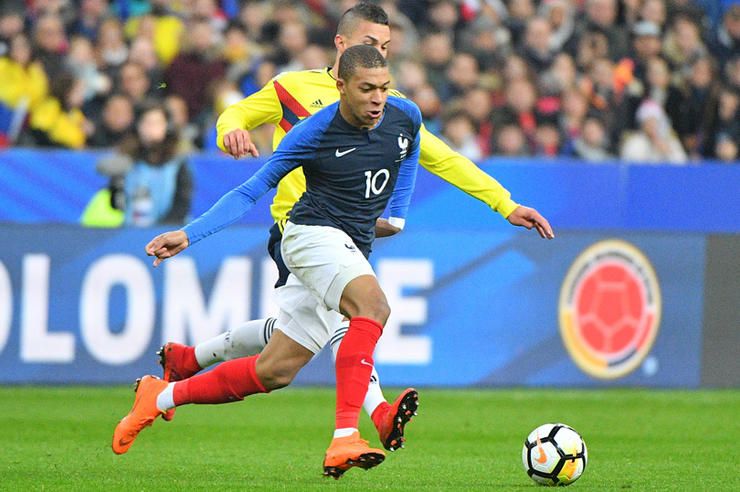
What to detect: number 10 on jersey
<box><xmin>364</xmin><ymin>169</ymin><xmax>390</xmax><ymax>198</ymax></box>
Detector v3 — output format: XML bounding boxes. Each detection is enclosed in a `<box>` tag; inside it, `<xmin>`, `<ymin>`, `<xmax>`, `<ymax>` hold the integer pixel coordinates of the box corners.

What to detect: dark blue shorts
<box><xmin>267</xmin><ymin>223</ymin><xmax>290</xmax><ymax>288</ymax></box>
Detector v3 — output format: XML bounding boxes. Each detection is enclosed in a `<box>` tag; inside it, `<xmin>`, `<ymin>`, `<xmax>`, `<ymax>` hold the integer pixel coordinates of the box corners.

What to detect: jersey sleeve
<box><xmin>185</xmin><ymin>113</ymin><xmax>327</xmax><ymax>244</ymax></box>
<box><xmin>215</xmin><ymin>74</ymin><xmax>285</xmax><ymax>153</ymax></box>
<box><xmin>418</xmin><ymin>125</ymin><xmax>519</xmax><ymax>218</ymax></box>
<box><xmin>389</xmin><ymin>88</ymin><xmax>519</xmax><ymax>219</ymax></box>
<box><xmin>387</xmin><ymin>130</ymin><xmax>420</xmax><ymax>229</ymax></box>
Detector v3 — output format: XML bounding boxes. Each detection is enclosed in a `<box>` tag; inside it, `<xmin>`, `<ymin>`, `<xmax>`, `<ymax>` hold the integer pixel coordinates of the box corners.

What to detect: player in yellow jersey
<box><xmin>157</xmin><ymin>2</ymin><xmax>554</xmax><ymax>454</ymax></box>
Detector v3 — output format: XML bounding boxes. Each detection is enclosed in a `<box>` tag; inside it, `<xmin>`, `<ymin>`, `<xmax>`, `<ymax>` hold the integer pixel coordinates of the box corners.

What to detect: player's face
<box><xmin>338</xmin><ymin>20</ymin><xmax>391</xmax><ymax>59</ymax></box>
<box><xmin>338</xmin><ymin>66</ymin><xmax>390</xmax><ymax>129</ymax></box>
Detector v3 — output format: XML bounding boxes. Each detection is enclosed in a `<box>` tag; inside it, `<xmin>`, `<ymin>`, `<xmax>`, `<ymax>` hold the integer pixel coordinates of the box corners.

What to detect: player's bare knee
<box><xmin>359</xmin><ymin>294</ymin><xmax>390</xmax><ymax>325</ymax></box>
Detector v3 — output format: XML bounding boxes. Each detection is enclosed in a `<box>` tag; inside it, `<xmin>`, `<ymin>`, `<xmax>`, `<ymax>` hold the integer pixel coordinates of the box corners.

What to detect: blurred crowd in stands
<box><xmin>0</xmin><ymin>0</ymin><xmax>738</xmax><ymax>165</ymax></box>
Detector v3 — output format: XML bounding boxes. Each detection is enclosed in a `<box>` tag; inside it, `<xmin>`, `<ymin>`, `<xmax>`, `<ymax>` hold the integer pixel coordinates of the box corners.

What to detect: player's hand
<box><xmin>223</xmin><ymin>129</ymin><xmax>259</xmax><ymax>159</ymax></box>
<box><xmin>375</xmin><ymin>217</ymin><xmax>402</xmax><ymax>238</ymax></box>
<box><xmin>145</xmin><ymin>230</ymin><xmax>190</xmax><ymax>267</ymax></box>
<box><xmin>507</xmin><ymin>205</ymin><xmax>555</xmax><ymax>239</ymax></box>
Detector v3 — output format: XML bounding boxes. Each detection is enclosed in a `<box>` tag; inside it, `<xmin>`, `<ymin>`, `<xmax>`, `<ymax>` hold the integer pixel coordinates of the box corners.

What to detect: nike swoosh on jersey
<box><xmin>335</xmin><ymin>147</ymin><xmax>357</xmax><ymax>157</ymax></box>
<box><xmin>360</xmin><ymin>358</ymin><xmax>373</xmax><ymax>367</ymax></box>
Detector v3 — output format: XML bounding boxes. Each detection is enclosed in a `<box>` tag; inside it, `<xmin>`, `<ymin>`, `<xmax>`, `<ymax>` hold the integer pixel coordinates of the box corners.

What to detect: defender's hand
<box><xmin>145</xmin><ymin>230</ymin><xmax>190</xmax><ymax>267</ymax></box>
<box><xmin>223</xmin><ymin>129</ymin><xmax>259</xmax><ymax>159</ymax></box>
<box><xmin>507</xmin><ymin>206</ymin><xmax>555</xmax><ymax>239</ymax></box>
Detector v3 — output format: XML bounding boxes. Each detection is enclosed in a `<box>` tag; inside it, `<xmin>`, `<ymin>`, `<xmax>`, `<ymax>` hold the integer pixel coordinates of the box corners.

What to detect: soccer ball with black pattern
<box><xmin>521</xmin><ymin>423</ymin><xmax>587</xmax><ymax>486</ymax></box>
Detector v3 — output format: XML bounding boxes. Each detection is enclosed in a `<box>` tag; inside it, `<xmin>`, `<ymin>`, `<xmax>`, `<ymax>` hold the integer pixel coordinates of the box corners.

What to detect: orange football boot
<box><xmin>323</xmin><ymin>431</ymin><xmax>385</xmax><ymax>479</ymax></box>
<box><xmin>376</xmin><ymin>388</ymin><xmax>419</xmax><ymax>451</ymax></box>
<box><xmin>112</xmin><ymin>375</ymin><xmax>167</xmax><ymax>454</ymax></box>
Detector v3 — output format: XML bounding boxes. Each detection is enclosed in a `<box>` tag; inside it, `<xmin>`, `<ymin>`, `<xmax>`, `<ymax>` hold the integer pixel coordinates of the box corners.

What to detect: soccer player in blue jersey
<box><xmin>113</xmin><ymin>45</ymin><xmax>423</xmax><ymax>478</ymax></box>
<box><xmin>156</xmin><ymin>3</ymin><xmax>553</xmax><ymax>455</ymax></box>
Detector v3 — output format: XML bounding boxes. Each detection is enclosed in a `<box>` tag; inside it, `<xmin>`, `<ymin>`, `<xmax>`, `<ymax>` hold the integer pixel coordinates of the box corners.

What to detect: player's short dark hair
<box><xmin>337</xmin><ymin>2</ymin><xmax>389</xmax><ymax>36</ymax></box>
<box><xmin>338</xmin><ymin>44</ymin><xmax>387</xmax><ymax>80</ymax></box>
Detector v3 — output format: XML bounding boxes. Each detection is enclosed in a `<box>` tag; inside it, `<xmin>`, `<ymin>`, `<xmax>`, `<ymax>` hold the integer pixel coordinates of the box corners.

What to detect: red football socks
<box><xmin>335</xmin><ymin>317</ymin><xmax>383</xmax><ymax>429</ymax></box>
<box><xmin>173</xmin><ymin>355</ymin><xmax>267</xmax><ymax>405</ymax></box>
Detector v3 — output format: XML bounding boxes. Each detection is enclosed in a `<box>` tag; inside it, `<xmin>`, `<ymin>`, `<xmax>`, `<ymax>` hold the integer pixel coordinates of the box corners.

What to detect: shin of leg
<box><xmin>255</xmin><ymin>330</ymin><xmax>314</xmax><ymax>391</ymax></box>
<box><xmin>338</xmin><ymin>275</ymin><xmax>390</xmax><ymax>324</ymax></box>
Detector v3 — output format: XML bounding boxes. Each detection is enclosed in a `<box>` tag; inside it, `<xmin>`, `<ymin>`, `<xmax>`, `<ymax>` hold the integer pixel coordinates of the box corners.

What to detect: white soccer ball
<box><xmin>521</xmin><ymin>423</ymin><xmax>587</xmax><ymax>486</ymax></box>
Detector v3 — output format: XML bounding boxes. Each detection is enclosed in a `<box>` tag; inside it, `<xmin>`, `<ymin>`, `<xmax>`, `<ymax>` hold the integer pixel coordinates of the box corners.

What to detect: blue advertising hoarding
<box><xmin>0</xmin><ymin>225</ymin><xmax>705</xmax><ymax>387</ymax></box>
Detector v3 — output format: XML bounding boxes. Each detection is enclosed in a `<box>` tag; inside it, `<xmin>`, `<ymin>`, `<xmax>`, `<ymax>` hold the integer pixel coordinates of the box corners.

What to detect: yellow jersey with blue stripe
<box><xmin>216</xmin><ymin>67</ymin><xmax>518</xmax><ymax>228</ymax></box>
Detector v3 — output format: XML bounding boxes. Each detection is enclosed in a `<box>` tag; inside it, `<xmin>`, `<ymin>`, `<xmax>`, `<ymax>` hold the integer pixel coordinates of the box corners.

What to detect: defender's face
<box><xmin>338</xmin><ymin>66</ymin><xmax>390</xmax><ymax>128</ymax></box>
<box><xmin>338</xmin><ymin>20</ymin><xmax>391</xmax><ymax>59</ymax></box>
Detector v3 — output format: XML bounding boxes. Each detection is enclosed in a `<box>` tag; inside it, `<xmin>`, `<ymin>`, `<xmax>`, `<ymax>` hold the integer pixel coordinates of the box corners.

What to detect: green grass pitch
<box><xmin>1</xmin><ymin>386</ymin><xmax>738</xmax><ymax>490</ymax></box>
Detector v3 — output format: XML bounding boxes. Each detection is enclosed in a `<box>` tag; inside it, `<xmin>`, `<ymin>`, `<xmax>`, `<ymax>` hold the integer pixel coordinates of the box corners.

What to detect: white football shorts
<box><xmin>281</xmin><ymin>221</ymin><xmax>375</xmax><ymax>311</ymax></box>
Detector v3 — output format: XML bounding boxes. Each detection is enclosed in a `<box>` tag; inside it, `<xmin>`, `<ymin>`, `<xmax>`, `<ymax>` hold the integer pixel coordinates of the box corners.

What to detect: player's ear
<box><xmin>334</xmin><ymin>34</ymin><xmax>345</xmax><ymax>52</ymax></box>
<box><xmin>336</xmin><ymin>78</ymin><xmax>346</xmax><ymax>95</ymax></box>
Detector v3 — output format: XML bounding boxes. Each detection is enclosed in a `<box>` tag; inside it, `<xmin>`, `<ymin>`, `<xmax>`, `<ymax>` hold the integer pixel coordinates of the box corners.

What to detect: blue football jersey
<box><xmin>184</xmin><ymin>96</ymin><xmax>422</xmax><ymax>254</ymax></box>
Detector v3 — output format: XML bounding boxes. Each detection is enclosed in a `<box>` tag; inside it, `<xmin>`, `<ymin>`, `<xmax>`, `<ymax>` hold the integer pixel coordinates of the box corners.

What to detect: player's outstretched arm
<box><xmin>146</xmin><ymin>230</ymin><xmax>189</xmax><ymax>267</ymax></box>
<box><xmin>506</xmin><ymin>205</ymin><xmax>555</xmax><ymax>239</ymax></box>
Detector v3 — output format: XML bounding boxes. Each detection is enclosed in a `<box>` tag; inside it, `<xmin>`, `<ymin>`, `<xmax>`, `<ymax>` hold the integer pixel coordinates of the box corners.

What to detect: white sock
<box><xmin>194</xmin><ymin>318</ymin><xmax>274</xmax><ymax>368</ymax></box>
<box><xmin>155</xmin><ymin>382</ymin><xmax>176</xmax><ymax>412</ymax></box>
<box><xmin>333</xmin><ymin>428</ymin><xmax>357</xmax><ymax>439</ymax></box>
<box><xmin>330</xmin><ymin>322</ymin><xmax>387</xmax><ymax>417</ymax></box>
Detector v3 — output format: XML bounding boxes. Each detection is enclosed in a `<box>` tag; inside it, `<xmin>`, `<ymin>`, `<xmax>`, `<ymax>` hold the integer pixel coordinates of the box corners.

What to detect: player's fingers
<box><xmin>223</xmin><ymin>134</ymin><xmax>236</xmax><ymax>156</ymax></box>
<box><xmin>533</xmin><ymin>214</ymin><xmax>555</xmax><ymax>239</ymax></box>
<box><xmin>248</xmin><ymin>142</ymin><xmax>259</xmax><ymax>157</ymax></box>
<box><xmin>235</xmin><ymin>133</ymin><xmax>247</xmax><ymax>158</ymax></box>
<box><xmin>145</xmin><ymin>237</ymin><xmax>165</xmax><ymax>255</ymax></box>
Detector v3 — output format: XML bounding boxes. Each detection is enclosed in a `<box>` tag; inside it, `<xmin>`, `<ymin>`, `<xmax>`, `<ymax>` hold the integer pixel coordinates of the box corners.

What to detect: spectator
<box><xmin>441</xmin><ymin>110</ymin><xmax>483</xmax><ymax>161</ymax></box>
<box><xmin>273</xmin><ymin>20</ymin><xmax>308</xmax><ymax>71</ymax></box>
<box><xmin>124</xmin><ymin>0</ymin><xmax>185</xmax><ymax>66</ymax></box>
<box><xmin>32</xmin><ymin>13</ymin><xmax>68</xmax><ymax>79</ymax></box>
<box><xmin>97</xmin><ymin>101</ymin><xmax>192</xmax><ymax>227</ymax></box>
<box><xmin>118</xmin><ymin>60</ymin><xmax>154</xmax><ymax>106</ymax></box>
<box><xmin>663</xmin><ymin>14</ymin><xmax>708</xmax><ymax>78</ymax></box>
<box><xmin>413</xmin><ymin>84</ymin><xmax>442</xmax><ymax>135</ymax></box>
<box><xmin>128</xmin><ymin>36</ymin><xmax>164</xmax><ymax>84</ymax></box>
<box><xmin>639</xmin><ymin>0</ymin><xmax>668</xmax><ymax>32</ymax></box>
<box><xmin>95</xmin><ymin>17</ymin><xmax>128</xmax><ymax>72</ymax></box>
<box><xmin>66</xmin><ymin>35</ymin><xmax>112</xmax><ymax>103</ymax></box>
<box><xmin>539</xmin><ymin>0</ymin><xmax>575</xmax><ymax>52</ymax></box>
<box><xmin>704</xmin><ymin>85</ymin><xmax>740</xmax><ymax>160</ymax></box>
<box><xmin>28</xmin><ymin>71</ymin><xmax>89</xmax><ymax>149</ymax></box>
<box><xmin>572</xmin><ymin>116</ymin><xmax>614</xmax><ymax>162</ymax></box>
<box><xmin>629</xmin><ymin>20</ymin><xmax>663</xmax><ymax>81</ymax></box>
<box><xmin>714</xmin><ymin>135</ymin><xmax>738</xmax><ymax>163</ymax></box>
<box><xmin>709</xmin><ymin>5</ymin><xmax>740</xmax><ymax>69</ymax></box>
<box><xmin>419</xmin><ymin>30</ymin><xmax>454</xmax><ymax>96</ymax></box>
<box><xmin>445</xmin><ymin>52</ymin><xmax>480</xmax><ymax>99</ymax></box>
<box><xmin>558</xmin><ymin>87</ymin><xmax>591</xmax><ymax>153</ymax></box>
<box><xmin>460</xmin><ymin>16</ymin><xmax>510</xmax><ymax>72</ymax></box>
<box><xmin>521</xmin><ymin>16</ymin><xmax>555</xmax><ymax>73</ymax></box>
<box><xmin>620</xmin><ymin>99</ymin><xmax>687</xmax><ymax>164</ymax></box>
<box><xmin>462</xmin><ymin>86</ymin><xmax>495</xmax><ymax>156</ymax></box>
<box><xmin>674</xmin><ymin>56</ymin><xmax>720</xmax><ymax>158</ymax></box>
<box><xmin>394</xmin><ymin>58</ymin><xmax>428</xmax><ymax>95</ymax></box>
<box><xmin>534</xmin><ymin>122</ymin><xmax>561</xmax><ymax>157</ymax></box>
<box><xmin>0</xmin><ymin>9</ymin><xmax>25</xmax><ymax>56</ymax></box>
<box><xmin>164</xmin><ymin>17</ymin><xmax>226</xmax><ymax>125</ymax></box>
<box><xmin>88</xmin><ymin>93</ymin><xmax>134</xmax><ymax>148</ymax></box>
<box><xmin>69</xmin><ymin>0</ymin><xmax>109</xmax><ymax>41</ymax></box>
<box><xmin>578</xmin><ymin>0</ymin><xmax>630</xmax><ymax>61</ymax></box>
<box><xmin>0</xmin><ymin>32</ymin><xmax>49</xmax><ymax>111</ymax></box>
<box><xmin>494</xmin><ymin>124</ymin><xmax>529</xmax><ymax>156</ymax></box>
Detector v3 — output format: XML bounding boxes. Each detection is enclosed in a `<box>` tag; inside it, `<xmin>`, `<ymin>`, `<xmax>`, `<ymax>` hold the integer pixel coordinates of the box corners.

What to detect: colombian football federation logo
<box><xmin>559</xmin><ymin>240</ymin><xmax>661</xmax><ymax>379</ymax></box>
